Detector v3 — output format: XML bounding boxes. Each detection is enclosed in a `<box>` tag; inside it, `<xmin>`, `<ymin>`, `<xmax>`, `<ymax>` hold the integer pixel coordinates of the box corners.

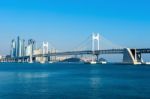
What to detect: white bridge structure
<box><xmin>92</xmin><ymin>33</ymin><xmax>100</xmax><ymax>51</ymax></box>
<box><xmin>42</xmin><ymin>42</ymin><xmax>49</xmax><ymax>55</ymax></box>
<box><xmin>3</xmin><ymin>33</ymin><xmax>150</xmax><ymax>64</ymax></box>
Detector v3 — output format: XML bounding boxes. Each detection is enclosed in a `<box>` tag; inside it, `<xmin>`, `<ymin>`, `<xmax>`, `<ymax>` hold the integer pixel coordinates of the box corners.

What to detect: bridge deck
<box><xmin>14</xmin><ymin>48</ymin><xmax>150</xmax><ymax>59</ymax></box>
<box><xmin>137</xmin><ymin>48</ymin><xmax>150</xmax><ymax>53</ymax></box>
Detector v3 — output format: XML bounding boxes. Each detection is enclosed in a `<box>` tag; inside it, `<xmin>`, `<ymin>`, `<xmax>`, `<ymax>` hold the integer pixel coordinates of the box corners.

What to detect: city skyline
<box><xmin>0</xmin><ymin>0</ymin><xmax>150</xmax><ymax>55</ymax></box>
<box><xmin>10</xmin><ymin>36</ymin><xmax>36</xmax><ymax>58</ymax></box>
<box><xmin>6</xmin><ymin>33</ymin><xmax>150</xmax><ymax>63</ymax></box>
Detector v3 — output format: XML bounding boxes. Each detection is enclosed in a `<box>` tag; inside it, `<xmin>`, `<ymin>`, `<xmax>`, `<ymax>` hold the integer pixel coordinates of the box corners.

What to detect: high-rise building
<box><xmin>21</xmin><ymin>39</ymin><xmax>25</xmax><ymax>57</ymax></box>
<box><xmin>28</xmin><ymin>39</ymin><xmax>36</xmax><ymax>53</ymax></box>
<box><xmin>19</xmin><ymin>39</ymin><xmax>22</xmax><ymax>57</ymax></box>
<box><xmin>10</xmin><ymin>39</ymin><xmax>16</xmax><ymax>58</ymax></box>
<box><xmin>16</xmin><ymin>36</ymin><xmax>26</xmax><ymax>57</ymax></box>
<box><xmin>16</xmin><ymin>36</ymin><xmax>20</xmax><ymax>57</ymax></box>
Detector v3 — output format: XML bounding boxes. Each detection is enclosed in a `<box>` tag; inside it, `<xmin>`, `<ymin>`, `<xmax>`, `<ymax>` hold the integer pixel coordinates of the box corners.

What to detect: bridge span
<box><xmin>33</xmin><ymin>48</ymin><xmax>150</xmax><ymax>56</ymax></box>
<box><xmin>6</xmin><ymin>48</ymin><xmax>150</xmax><ymax>65</ymax></box>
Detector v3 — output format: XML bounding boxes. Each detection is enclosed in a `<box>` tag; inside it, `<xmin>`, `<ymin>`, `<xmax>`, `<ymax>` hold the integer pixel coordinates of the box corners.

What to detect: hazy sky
<box><xmin>0</xmin><ymin>0</ymin><xmax>150</xmax><ymax>55</ymax></box>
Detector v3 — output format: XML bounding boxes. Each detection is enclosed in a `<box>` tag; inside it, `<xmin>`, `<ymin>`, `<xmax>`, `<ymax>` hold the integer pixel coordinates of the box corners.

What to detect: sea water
<box><xmin>0</xmin><ymin>63</ymin><xmax>150</xmax><ymax>99</ymax></box>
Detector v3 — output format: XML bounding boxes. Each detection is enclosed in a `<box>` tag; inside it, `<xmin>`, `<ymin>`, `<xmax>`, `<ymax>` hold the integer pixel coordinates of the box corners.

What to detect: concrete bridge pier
<box><xmin>123</xmin><ymin>48</ymin><xmax>143</xmax><ymax>64</ymax></box>
<box><xmin>136</xmin><ymin>53</ymin><xmax>143</xmax><ymax>63</ymax></box>
<box><xmin>95</xmin><ymin>54</ymin><xmax>99</xmax><ymax>62</ymax></box>
<box><xmin>22</xmin><ymin>58</ymin><xmax>28</xmax><ymax>63</ymax></box>
<box><xmin>48</xmin><ymin>56</ymin><xmax>51</xmax><ymax>62</ymax></box>
<box><xmin>29</xmin><ymin>55</ymin><xmax>33</xmax><ymax>63</ymax></box>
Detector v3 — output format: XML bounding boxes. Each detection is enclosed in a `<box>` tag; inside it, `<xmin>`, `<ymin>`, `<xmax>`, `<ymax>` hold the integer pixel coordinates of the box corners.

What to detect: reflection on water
<box><xmin>90</xmin><ymin>77</ymin><xmax>102</xmax><ymax>89</ymax></box>
<box><xmin>89</xmin><ymin>69</ymin><xmax>102</xmax><ymax>89</ymax></box>
<box><xmin>17</xmin><ymin>72</ymin><xmax>51</xmax><ymax>78</ymax></box>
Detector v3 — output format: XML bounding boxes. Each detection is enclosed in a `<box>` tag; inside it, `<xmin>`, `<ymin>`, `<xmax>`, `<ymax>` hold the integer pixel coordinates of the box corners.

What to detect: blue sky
<box><xmin>0</xmin><ymin>0</ymin><xmax>150</xmax><ymax>55</ymax></box>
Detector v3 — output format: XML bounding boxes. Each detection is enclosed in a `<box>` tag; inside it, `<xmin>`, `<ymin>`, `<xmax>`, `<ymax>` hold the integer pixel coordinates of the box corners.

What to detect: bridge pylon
<box><xmin>92</xmin><ymin>33</ymin><xmax>100</xmax><ymax>61</ymax></box>
<box><xmin>42</xmin><ymin>42</ymin><xmax>49</xmax><ymax>54</ymax></box>
<box><xmin>29</xmin><ymin>44</ymin><xmax>33</xmax><ymax>63</ymax></box>
<box><xmin>92</xmin><ymin>33</ymin><xmax>100</xmax><ymax>52</ymax></box>
<box><xmin>42</xmin><ymin>42</ymin><xmax>49</xmax><ymax>62</ymax></box>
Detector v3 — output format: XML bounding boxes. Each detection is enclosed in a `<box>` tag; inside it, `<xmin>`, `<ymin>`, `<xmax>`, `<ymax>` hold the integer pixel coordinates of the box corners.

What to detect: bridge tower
<box><xmin>92</xmin><ymin>33</ymin><xmax>100</xmax><ymax>61</ymax></box>
<box><xmin>42</xmin><ymin>42</ymin><xmax>49</xmax><ymax>62</ymax></box>
<box><xmin>29</xmin><ymin>44</ymin><xmax>33</xmax><ymax>63</ymax></box>
<box><xmin>43</xmin><ymin>42</ymin><xmax>49</xmax><ymax>54</ymax></box>
<box><xmin>92</xmin><ymin>33</ymin><xmax>100</xmax><ymax>51</ymax></box>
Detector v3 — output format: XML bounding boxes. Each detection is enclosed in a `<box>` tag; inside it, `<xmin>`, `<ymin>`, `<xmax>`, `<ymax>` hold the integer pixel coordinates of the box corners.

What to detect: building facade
<box><xmin>11</xmin><ymin>39</ymin><xmax>16</xmax><ymax>58</ymax></box>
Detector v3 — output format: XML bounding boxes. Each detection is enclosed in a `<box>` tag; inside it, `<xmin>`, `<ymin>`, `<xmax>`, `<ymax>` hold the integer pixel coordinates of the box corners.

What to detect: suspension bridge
<box><xmin>2</xmin><ymin>33</ymin><xmax>150</xmax><ymax>64</ymax></box>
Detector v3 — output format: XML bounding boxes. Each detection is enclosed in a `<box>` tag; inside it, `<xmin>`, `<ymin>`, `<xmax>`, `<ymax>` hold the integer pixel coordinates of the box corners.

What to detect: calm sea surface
<box><xmin>0</xmin><ymin>63</ymin><xmax>150</xmax><ymax>99</ymax></box>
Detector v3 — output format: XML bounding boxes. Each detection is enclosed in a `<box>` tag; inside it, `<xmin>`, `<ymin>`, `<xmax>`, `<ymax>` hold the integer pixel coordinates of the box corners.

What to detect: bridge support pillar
<box><xmin>48</xmin><ymin>56</ymin><xmax>50</xmax><ymax>62</ymax></box>
<box><xmin>29</xmin><ymin>55</ymin><xmax>33</xmax><ymax>63</ymax></box>
<box><xmin>96</xmin><ymin>54</ymin><xmax>99</xmax><ymax>62</ymax></box>
<box><xmin>123</xmin><ymin>48</ymin><xmax>142</xmax><ymax>64</ymax></box>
